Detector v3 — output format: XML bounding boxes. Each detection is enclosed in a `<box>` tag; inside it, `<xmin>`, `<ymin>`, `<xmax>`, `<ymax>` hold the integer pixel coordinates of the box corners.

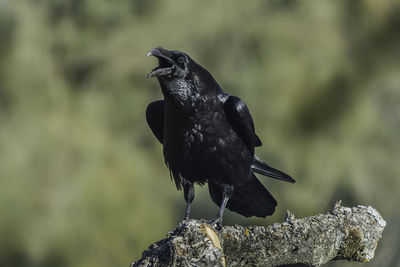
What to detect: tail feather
<box><xmin>208</xmin><ymin>174</ymin><xmax>277</xmax><ymax>218</ymax></box>
<box><xmin>252</xmin><ymin>155</ymin><xmax>295</xmax><ymax>183</ymax></box>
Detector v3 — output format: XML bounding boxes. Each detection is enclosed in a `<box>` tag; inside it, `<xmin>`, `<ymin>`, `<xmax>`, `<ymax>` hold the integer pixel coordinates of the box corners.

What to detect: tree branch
<box><xmin>131</xmin><ymin>201</ymin><xmax>386</xmax><ymax>267</ymax></box>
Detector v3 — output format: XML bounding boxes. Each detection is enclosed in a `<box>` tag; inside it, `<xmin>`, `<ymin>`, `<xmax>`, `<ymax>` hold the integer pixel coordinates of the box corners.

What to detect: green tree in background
<box><xmin>0</xmin><ymin>1</ymin><xmax>399</xmax><ymax>266</ymax></box>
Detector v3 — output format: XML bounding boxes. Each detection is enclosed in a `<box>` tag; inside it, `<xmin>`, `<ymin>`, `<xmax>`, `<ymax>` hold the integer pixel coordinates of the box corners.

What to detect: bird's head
<box><xmin>146</xmin><ymin>47</ymin><xmax>221</xmax><ymax>109</ymax></box>
<box><xmin>146</xmin><ymin>47</ymin><xmax>192</xmax><ymax>80</ymax></box>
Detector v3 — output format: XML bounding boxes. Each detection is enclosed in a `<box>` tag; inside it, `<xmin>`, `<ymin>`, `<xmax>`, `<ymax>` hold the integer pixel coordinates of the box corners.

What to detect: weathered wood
<box><xmin>131</xmin><ymin>201</ymin><xmax>386</xmax><ymax>267</ymax></box>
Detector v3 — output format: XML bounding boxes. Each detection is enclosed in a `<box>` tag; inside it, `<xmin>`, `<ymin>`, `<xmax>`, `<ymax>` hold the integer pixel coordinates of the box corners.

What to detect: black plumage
<box><xmin>145</xmin><ymin>47</ymin><xmax>294</xmax><ymax>226</ymax></box>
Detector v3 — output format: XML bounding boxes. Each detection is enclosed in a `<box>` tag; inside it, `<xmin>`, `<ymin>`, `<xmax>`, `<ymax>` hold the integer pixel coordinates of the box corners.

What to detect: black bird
<box><xmin>146</xmin><ymin>47</ymin><xmax>294</xmax><ymax>226</ymax></box>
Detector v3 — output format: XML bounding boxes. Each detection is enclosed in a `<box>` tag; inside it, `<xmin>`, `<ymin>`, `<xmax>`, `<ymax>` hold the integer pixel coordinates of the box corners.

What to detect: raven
<box><xmin>146</xmin><ymin>47</ymin><xmax>294</xmax><ymax>226</ymax></box>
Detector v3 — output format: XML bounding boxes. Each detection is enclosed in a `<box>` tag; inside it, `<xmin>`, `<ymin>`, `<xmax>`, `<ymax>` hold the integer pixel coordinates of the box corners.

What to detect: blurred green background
<box><xmin>0</xmin><ymin>0</ymin><xmax>399</xmax><ymax>266</ymax></box>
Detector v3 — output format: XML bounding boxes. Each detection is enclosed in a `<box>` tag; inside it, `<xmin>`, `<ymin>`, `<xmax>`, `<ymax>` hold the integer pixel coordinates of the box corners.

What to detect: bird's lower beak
<box><xmin>146</xmin><ymin>67</ymin><xmax>174</xmax><ymax>78</ymax></box>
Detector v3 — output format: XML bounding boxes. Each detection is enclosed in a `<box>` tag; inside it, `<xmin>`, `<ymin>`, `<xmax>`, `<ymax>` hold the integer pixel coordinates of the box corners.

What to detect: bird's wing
<box><xmin>252</xmin><ymin>155</ymin><xmax>295</xmax><ymax>183</ymax></box>
<box><xmin>145</xmin><ymin>100</ymin><xmax>164</xmax><ymax>144</ymax></box>
<box><xmin>223</xmin><ymin>95</ymin><xmax>295</xmax><ymax>183</ymax></box>
<box><xmin>146</xmin><ymin>100</ymin><xmax>186</xmax><ymax>190</ymax></box>
<box><xmin>223</xmin><ymin>95</ymin><xmax>260</xmax><ymax>155</ymax></box>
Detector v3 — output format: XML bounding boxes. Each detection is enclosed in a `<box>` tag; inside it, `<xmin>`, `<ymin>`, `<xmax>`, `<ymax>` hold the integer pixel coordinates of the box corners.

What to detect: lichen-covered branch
<box><xmin>131</xmin><ymin>202</ymin><xmax>386</xmax><ymax>267</ymax></box>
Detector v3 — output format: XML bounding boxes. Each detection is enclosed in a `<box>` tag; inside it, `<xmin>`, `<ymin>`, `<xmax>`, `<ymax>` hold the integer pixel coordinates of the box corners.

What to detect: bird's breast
<box><xmin>163</xmin><ymin>104</ymin><xmax>252</xmax><ymax>184</ymax></box>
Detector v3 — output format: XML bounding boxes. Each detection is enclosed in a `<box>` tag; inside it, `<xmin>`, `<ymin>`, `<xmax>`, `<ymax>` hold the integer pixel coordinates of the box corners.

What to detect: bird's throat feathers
<box><xmin>159</xmin><ymin>77</ymin><xmax>195</xmax><ymax>106</ymax></box>
<box><xmin>159</xmin><ymin>69</ymin><xmax>221</xmax><ymax>111</ymax></box>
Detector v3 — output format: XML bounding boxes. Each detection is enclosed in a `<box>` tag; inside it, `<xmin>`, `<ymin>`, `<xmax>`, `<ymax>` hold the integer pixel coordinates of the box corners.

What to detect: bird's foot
<box><xmin>207</xmin><ymin>216</ymin><xmax>223</xmax><ymax>230</ymax></box>
<box><xmin>166</xmin><ymin>230</ymin><xmax>174</xmax><ymax>237</ymax></box>
<box><xmin>182</xmin><ymin>202</ymin><xmax>191</xmax><ymax>222</ymax></box>
<box><xmin>182</xmin><ymin>209</ymin><xmax>190</xmax><ymax>222</ymax></box>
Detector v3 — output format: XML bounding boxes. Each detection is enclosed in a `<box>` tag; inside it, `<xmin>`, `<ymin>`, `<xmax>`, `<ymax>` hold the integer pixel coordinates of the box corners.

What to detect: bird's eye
<box><xmin>178</xmin><ymin>56</ymin><xmax>185</xmax><ymax>64</ymax></box>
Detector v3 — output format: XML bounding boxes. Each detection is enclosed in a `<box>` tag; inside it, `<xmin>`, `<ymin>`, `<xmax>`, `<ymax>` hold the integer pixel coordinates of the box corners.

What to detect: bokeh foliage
<box><xmin>0</xmin><ymin>0</ymin><xmax>399</xmax><ymax>266</ymax></box>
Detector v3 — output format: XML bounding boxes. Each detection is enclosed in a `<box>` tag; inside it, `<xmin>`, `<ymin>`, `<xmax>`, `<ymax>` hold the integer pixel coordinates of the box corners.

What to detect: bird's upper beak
<box><xmin>147</xmin><ymin>47</ymin><xmax>167</xmax><ymax>57</ymax></box>
<box><xmin>146</xmin><ymin>47</ymin><xmax>175</xmax><ymax>78</ymax></box>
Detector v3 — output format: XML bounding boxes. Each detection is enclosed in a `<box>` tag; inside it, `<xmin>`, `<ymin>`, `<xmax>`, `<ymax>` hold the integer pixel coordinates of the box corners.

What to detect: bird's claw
<box><xmin>166</xmin><ymin>230</ymin><xmax>174</xmax><ymax>237</ymax></box>
<box><xmin>207</xmin><ymin>217</ymin><xmax>223</xmax><ymax>230</ymax></box>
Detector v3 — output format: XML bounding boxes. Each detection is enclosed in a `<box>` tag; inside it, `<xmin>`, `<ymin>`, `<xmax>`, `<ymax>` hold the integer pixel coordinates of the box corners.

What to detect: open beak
<box><xmin>146</xmin><ymin>47</ymin><xmax>175</xmax><ymax>78</ymax></box>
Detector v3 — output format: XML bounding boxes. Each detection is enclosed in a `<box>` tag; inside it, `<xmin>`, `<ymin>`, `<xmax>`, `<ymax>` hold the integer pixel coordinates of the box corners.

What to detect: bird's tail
<box><xmin>208</xmin><ymin>174</ymin><xmax>277</xmax><ymax>218</ymax></box>
<box><xmin>252</xmin><ymin>155</ymin><xmax>295</xmax><ymax>183</ymax></box>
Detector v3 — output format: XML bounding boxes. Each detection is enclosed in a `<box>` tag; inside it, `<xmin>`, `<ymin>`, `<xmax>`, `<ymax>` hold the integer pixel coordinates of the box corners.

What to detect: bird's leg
<box><xmin>182</xmin><ymin>180</ymin><xmax>195</xmax><ymax>220</ymax></box>
<box><xmin>208</xmin><ymin>184</ymin><xmax>234</xmax><ymax>228</ymax></box>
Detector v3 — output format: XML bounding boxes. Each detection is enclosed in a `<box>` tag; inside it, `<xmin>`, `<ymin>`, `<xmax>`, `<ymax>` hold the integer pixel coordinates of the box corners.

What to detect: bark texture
<box><xmin>131</xmin><ymin>201</ymin><xmax>386</xmax><ymax>267</ymax></box>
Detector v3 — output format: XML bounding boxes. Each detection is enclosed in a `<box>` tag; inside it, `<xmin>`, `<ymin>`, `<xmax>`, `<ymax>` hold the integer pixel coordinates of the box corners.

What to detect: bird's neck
<box><xmin>160</xmin><ymin>79</ymin><xmax>219</xmax><ymax>113</ymax></box>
